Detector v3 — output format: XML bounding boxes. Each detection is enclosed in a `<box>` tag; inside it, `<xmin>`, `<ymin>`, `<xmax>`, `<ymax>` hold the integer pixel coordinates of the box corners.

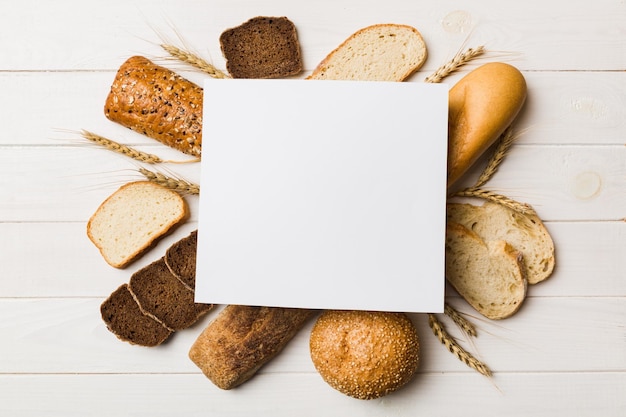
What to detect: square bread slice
<box><xmin>447</xmin><ymin>201</ymin><xmax>555</xmax><ymax>284</ymax></box>
<box><xmin>445</xmin><ymin>221</ymin><xmax>527</xmax><ymax>320</ymax></box>
<box><xmin>219</xmin><ymin>16</ymin><xmax>303</xmax><ymax>79</ymax></box>
<box><xmin>100</xmin><ymin>283</ymin><xmax>172</xmax><ymax>347</ymax></box>
<box><xmin>128</xmin><ymin>257</ymin><xmax>212</xmax><ymax>331</ymax></box>
<box><xmin>87</xmin><ymin>181</ymin><xmax>189</xmax><ymax>269</ymax></box>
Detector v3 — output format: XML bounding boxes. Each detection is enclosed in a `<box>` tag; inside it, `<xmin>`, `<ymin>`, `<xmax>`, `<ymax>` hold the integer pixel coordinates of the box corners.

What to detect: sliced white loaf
<box><xmin>445</xmin><ymin>222</ymin><xmax>527</xmax><ymax>320</ymax></box>
<box><xmin>87</xmin><ymin>181</ymin><xmax>188</xmax><ymax>268</ymax></box>
<box><xmin>447</xmin><ymin>201</ymin><xmax>555</xmax><ymax>285</ymax></box>
<box><xmin>307</xmin><ymin>24</ymin><xmax>427</xmax><ymax>81</ymax></box>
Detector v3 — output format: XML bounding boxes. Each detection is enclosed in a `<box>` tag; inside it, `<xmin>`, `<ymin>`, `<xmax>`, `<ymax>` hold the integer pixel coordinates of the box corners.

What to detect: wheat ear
<box><xmin>138</xmin><ymin>167</ymin><xmax>200</xmax><ymax>195</ymax></box>
<box><xmin>161</xmin><ymin>44</ymin><xmax>230</xmax><ymax>79</ymax></box>
<box><xmin>452</xmin><ymin>187</ymin><xmax>534</xmax><ymax>215</ymax></box>
<box><xmin>425</xmin><ymin>45</ymin><xmax>486</xmax><ymax>84</ymax></box>
<box><xmin>81</xmin><ymin>130</ymin><xmax>164</xmax><ymax>164</ymax></box>
<box><xmin>444</xmin><ymin>303</ymin><xmax>478</xmax><ymax>337</ymax></box>
<box><xmin>428</xmin><ymin>314</ymin><xmax>492</xmax><ymax>377</ymax></box>
<box><xmin>473</xmin><ymin>126</ymin><xmax>517</xmax><ymax>188</ymax></box>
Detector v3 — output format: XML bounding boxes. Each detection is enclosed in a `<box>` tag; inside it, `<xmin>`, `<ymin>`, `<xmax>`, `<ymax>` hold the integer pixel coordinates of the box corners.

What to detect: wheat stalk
<box><xmin>81</xmin><ymin>130</ymin><xmax>164</xmax><ymax>164</ymax></box>
<box><xmin>452</xmin><ymin>187</ymin><xmax>534</xmax><ymax>215</ymax></box>
<box><xmin>161</xmin><ymin>44</ymin><xmax>230</xmax><ymax>79</ymax></box>
<box><xmin>425</xmin><ymin>45</ymin><xmax>486</xmax><ymax>84</ymax></box>
<box><xmin>138</xmin><ymin>167</ymin><xmax>200</xmax><ymax>195</ymax></box>
<box><xmin>428</xmin><ymin>313</ymin><xmax>492</xmax><ymax>377</ymax></box>
<box><xmin>444</xmin><ymin>303</ymin><xmax>478</xmax><ymax>337</ymax></box>
<box><xmin>473</xmin><ymin>126</ymin><xmax>517</xmax><ymax>188</ymax></box>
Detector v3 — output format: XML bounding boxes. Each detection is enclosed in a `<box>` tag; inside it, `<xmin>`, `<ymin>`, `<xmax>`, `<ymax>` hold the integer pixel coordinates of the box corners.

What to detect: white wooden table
<box><xmin>1</xmin><ymin>1</ymin><xmax>625</xmax><ymax>415</ymax></box>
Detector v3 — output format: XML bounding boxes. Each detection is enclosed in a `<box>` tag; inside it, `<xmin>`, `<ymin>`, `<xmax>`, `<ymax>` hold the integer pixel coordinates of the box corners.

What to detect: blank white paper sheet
<box><xmin>196</xmin><ymin>79</ymin><xmax>448</xmax><ymax>313</ymax></box>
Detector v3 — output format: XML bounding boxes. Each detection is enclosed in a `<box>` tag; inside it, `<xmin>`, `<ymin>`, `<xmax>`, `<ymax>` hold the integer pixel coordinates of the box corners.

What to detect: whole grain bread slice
<box><xmin>445</xmin><ymin>222</ymin><xmax>527</xmax><ymax>320</ymax></box>
<box><xmin>447</xmin><ymin>201</ymin><xmax>555</xmax><ymax>284</ymax></box>
<box><xmin>128</xmin><ymin>257</ymin><xmax>213</xmax><ymax>331</ymax></box>
<box><xmin>220</xmin><ymin>16</ymin><xmax>303</xmax><ymax>79</ymax></box>
<box><xmin>87</xmin><ymin>181</ymin><xmax>188</xmax><ymax>269</ymax></box>
<box><xmin>100</xmin><ymin>284</ymin><xmax>172</xmax><ymax>347</ymax></box>
<box><xmin>307</xmin><ymin>24</ymin><xmax>427</xmax><ymax>81</ymax></box>
<box><xmin>164</xmin><ymin>229</ymin><xmax>197</xmax><ymax>291</ymax></box>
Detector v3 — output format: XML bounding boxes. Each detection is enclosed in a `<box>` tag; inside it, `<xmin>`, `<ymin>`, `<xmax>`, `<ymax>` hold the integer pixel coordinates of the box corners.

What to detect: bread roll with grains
<box><xmin>310</xmin><ymin>310</ymin><xmax>420</xmax><ymax>400</ymax></box>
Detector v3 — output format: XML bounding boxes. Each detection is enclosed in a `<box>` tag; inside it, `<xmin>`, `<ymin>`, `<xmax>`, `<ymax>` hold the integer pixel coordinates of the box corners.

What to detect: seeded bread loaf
<box><xmin>447</xmin><ymin>202</ymin><xmax>555</xmax><ymax>284</ymax></box>
<box><xmin>220</xmin><ymin>16</ymin><xmax>303</xmax><ymax>79</ymax></box>
<box><xmin>189</xmin><ymin>305</ymin><xmax>315</xmax><ymax>390</ymax></box>
<box><xmin>128</xmin><ymin>257</ymin><xmax>212</xmax><ymax>331</ymax></box>
<box><xmin>164</xmin><ymin>229</ymin><xmax>197</xmax><ymax>291</ymax></box>
<box><xmin>87</xmin><ymin>181</ymin><xmax>188</xmax><ymax>269</ymax></box>
<box><xmin>104</xmin><ymin>56</ymin><xmax>203</xmax><ymax>156</ymax></box>
<box><xmin>310</xmin><ymin>310</ymin><xmax>420</xmax><ymax>400</ymax></box>
<box><xmin>307</xmin><ymin>24</ymin><xmax>427</xmax><ymax>81</ymax></box>
<box><xmin>100</xmin><ymin>284</ymin><xmax>172</xmax><ymax>347</ymax></box>
<box><xmin>445</xmin><ymin>222</ymin><xmax>527</xmax><ymax>320</ymax></box>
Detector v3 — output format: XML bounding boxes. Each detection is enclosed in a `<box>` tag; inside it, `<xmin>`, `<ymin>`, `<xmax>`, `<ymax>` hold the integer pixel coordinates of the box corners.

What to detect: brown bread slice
<box><xmin>445</xmin><ymin>222</ymin><xmax>527</xmax><ymax>320</ymax></box>
<box><xmin>447</xmin><ymin>202</ymin><xmax>555</xmax><ymax>284</ymax></box>
<box><xmin>104</xmin><ymin>56</ymin><xmax>203</xmax><ymax>156</ymax></box>
<box><xmin>128</xmin><ymin>257</ymin><xmax>213</xmax><ymax>331</ymax></box>
<box><xmin>100</xmin><ymin>284</ymin><xmax>172</xmax><ymax>347</ymax></box>
<box><xmin>219</xmin><ymin>16</ymin><xmax>303</xmax><ymax>79</ymax></box>
<box><xmin>164</xmin><ymin>230</ymin><xmax>197</xmax><ymax>291</ymax></box>
<box><xmin>189</xmin><ymin>305</ymin><xmax>315</xmax><ymax>389</ymax></box>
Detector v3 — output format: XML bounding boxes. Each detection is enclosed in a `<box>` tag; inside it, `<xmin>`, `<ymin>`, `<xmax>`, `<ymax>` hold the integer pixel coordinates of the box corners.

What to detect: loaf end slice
<box><xmin>164</xmin><ymin>229</ymin><xmax>197</xmax><ymax>291</ymax></box>
<box><xmin>447</xmin><ymin>202</ymin><xmax>555</xmax><ymax>284</ymax></box>
<box><xmin>100</xmin><ymin>284</ymin><xmax>172</xmax><ymax>347</ymax></box>
<box><xmin>220</xmin><ymin>16</ymin><xmax>303</xmax><ymax>79</ymax></box>
<box><xmin>307</xmin><ymin>24</ymin><xmax>427</xmax><ymax>81</ymax></box>
<box><xmin>87</xmin><ymin>181</ymin><xmax>189</xmax><ymax>269</ymax></box>
<box><xmin>189</xmin><ymin>305</ymin><xmax>315</xmax><ymax>389</ymax></box>
<box><xmin>445</xmin><ymin>222</ymin><xmax>527</xmax><ymax>320</ymax></box>
<box><xmin>128</xmin><ymin>257</ymin><xmax>213</xmax><ymax>331</ymax></box>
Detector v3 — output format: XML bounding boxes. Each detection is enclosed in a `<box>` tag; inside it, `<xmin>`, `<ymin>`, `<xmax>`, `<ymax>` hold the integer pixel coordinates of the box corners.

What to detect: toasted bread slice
<box><xmin>445</xmin><ymin>222</ymin><xmax>527</xmax><ymax>320</ymax></box>
<box><xmin>164</xmin><ymin>230</ymin><xmax>197</xmax><ymax>291</ymax></box>
<box><xmin>87</xmin><ymin>181</ymin><xmax>188</xmax><ymax>269</ymax></box>
<box><xmin>307</xmin><ymin>24</ymin><xmax>427</xmax><ymax>81</ymax></box>
<box><xmin>447</xmin><ymin>202</ymin><xmax>555</xmax><ymax>284</ymax></box>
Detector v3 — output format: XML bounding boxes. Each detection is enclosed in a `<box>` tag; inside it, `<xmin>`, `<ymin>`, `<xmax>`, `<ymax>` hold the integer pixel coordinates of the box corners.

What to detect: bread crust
<box><xmin>104</xmin><ymin>56</ymin><xmax>203</xmax><ymax>157</ymax></box>
<box><xmin>189</xmin><ymin>305</ymin><xmax>315</xmax><ymax>390</ymax></box>
<box><xmin>307</xmin><ymin>23</ymin><xmax>427</xmax><ymax>81</ymax></box>
<box><xmin>447</xmin><ymin>62</ymin><xmax>527</xmax><ymax>187</ymax></box>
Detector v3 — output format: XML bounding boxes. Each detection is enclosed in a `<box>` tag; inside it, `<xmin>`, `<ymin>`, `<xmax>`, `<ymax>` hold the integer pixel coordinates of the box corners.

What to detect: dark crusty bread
<box><xmin>128</xmin><ymin>257</ymin><xmax>213</xmax><ymax>331</ymax></box>
<box><xmin>219</xmin><ymin>16</ymin><xmax>303</xmax><ymax>79</ymax></box>
<box><xmin>104</xmin><ymin>56</ymin><xmax>203</xmax><ymax>157</ymax></box>
<box><xmin>164</xmin><ymin>229</ymin><xmax>197</xmax><ymax>291</ymax></box>
<box><xmin>100</xmin><ymin>284</ymin><xmax>172</xmax><ymax>347</ymax></box>
<box><xmin>189</xmin><ymin>305</ymin><xmax>315</xmax><ymax>389</ymax></box>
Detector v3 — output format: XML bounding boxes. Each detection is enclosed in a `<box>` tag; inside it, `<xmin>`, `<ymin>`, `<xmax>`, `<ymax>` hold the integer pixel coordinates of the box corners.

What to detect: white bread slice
<box><xmin>307</xmin><ymin>24</ymin><xmax>427</xmax><ymax>81</ymax></box>
<box><xmin>445</xmin><ymin>222</ymin><xmax>527</xmax><ymax>320</ymax></box>
<box><xmin>447</xmin><ymin>202</ymin><xmax>555</xmax><ymax>285</ymax></box>
<box><xmin>87</xmin><ymin>181</ymin><xmax>188</xmax><ymax>268</ymax></box>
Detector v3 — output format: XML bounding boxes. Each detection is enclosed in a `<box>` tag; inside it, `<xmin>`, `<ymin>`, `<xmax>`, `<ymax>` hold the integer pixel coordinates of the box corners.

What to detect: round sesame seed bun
<box><xmin>309</xmin><ymin>310</ymin><xmax>420</xmax><ymax>400</ymax></box>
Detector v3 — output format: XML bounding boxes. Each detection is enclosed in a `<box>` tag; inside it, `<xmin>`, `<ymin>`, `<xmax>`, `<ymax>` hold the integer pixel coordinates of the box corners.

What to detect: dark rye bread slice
<box><xmin>128</xmin><ymin>257</ymin><xmax>213</xmax><ymax>331</ymax></box>
<box><xmin>219</xmin><ymin>16</ymin><xmax>303</xmax><ymax>79</ymax></box>
<box><xmin>164</xmin><ymin>230</ymin><xmax>197</xmax><ymax>291</ymax></box>
<box><xmin>100</xmin><ymin>284</ymin><xmax>172</xmax><ymax>347</ymax></box>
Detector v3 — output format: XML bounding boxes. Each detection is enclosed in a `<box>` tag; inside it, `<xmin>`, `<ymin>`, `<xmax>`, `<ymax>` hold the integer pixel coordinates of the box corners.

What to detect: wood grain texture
<box><xmin>0</xmin><ymin>0</ymin><xmax>624</xmax><ymax>415</ymax></box>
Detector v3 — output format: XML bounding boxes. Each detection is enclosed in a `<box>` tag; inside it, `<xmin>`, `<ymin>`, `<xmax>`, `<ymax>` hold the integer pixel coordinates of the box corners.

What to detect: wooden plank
<box><xmin>1</xmin><ymin>70</ymin><xmax>624</xmax><ymax>147</ymax></box>
<box><xmin>0</xmin><ymin>372</ymin><xmax>624</xmax><ymax>416</ymax></box>
<box><xmin>1</xmin><ymin>298</ymin><xmax>623</xmax><ymax>374</ymax></box>
<box><xmin>1</xmin><ymin>143</ymin><xmax>623</xmax><ymax>222</ymax></box>
<box><xmin>1</xmin><ymin>221</ymin><xmax>624</xmax><ymax>298</ymax></box>
<box><xmin>0</xmin><ymin>0</ymin><xmax>624</xmax><ymax>71</ymax></box>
